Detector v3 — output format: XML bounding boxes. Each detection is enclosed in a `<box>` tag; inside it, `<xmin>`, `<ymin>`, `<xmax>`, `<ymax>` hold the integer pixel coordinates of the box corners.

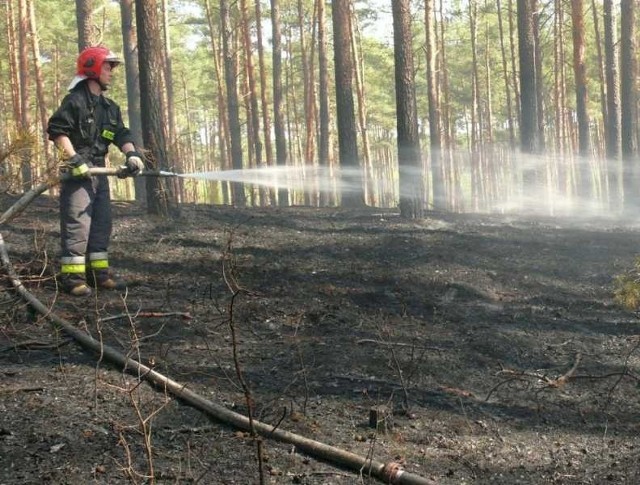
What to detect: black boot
<box><xmin>88</xmin><ymin>269</ymin><xmax>127</xmax><ymax>291</ymax></box>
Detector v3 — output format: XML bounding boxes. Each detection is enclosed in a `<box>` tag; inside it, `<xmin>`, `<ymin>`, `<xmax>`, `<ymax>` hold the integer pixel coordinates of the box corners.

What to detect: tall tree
<box><xmin>496</xmin><ymin>0</ymin><xmax>516</xmax><ymax>148</ymax></box>
<box><xmin>221</xmin><ymin>0</ymin><xmax>245</xmax><ymax>207</ymax></box>
<box><xmin>508</xmin><ymin>0</ymin><xmax>521</xmax><ymax>122</ymax></box>
<box><xmin>469</xmin><ymin>0</ymin><xmax>483</xmax><ymax>209</ymax></box>
<box><xmin>6</xmin><ymin>0</ymin><xmax>21</xmax><ymax>124</ymax></box>
<box><xmin>296</xmin><ymin>0</ymin><xmax>315</xmax><ymax>171</ymax></box>
<box><xmin>18</xmin><ymin>0</ymin><xmax>32</xmax><ymax>190</ymax></box>
<box><xmin>620</xmin><ymin>0</ymin><xmax>637</xmax><ymax>212</ymax></box>
<box><xmin>271</xmin><ymin>0</ymin><xmax>288</xmax><ymax>206</ymax></box>
<box><xmin>438</xmin><ymin>0</ymin><xmax>457</xmax><ymax>209</ymax></box>
<box><xmin>161</xmin><ymin>0</ymin><xmax>177</xmax><ymax>149</ymax></box>
<box><xmin>603</xmin><ymin>0</ymin><xmax>620</xmax><ymax>209</ymax></box>
<box><xmin>27</xmin><ymin>0</ymin><xmax>49</xmax><ymax>163</ymax></box>
<box><xmin>591</xmin><ymin>0</ymin><xmax>607</xmax><ymax>140</ymax></box>
<box><xmin>317</xmin><ymin>0</ymin><xmax>332</xmax><ymax>206</ymax></box>
<box><xmin>517</xmin><ymin>0</ymin><xmax>541</xmax><ymax>157</ymax></box>
<box><xmin>603</xmin><ymin>0</ymin><xmax>620</xmax><ymax>158</ymax></box>
<box><xmin>517</xmin><ymin>0</ymin><xmax>545</xmax><ymax>208</ymax></box>
<box><xmin>571</xmin><ymin>0</ymin><xmax>590</xmax><ymax>197</ymax></box>
<box><xmin>425</xmin><ymin>0</ymin><xmax>443</xmax><ymax>209</ymax></box>
<box><xmin>135</xmin><ymin>0</ymin><xmax>177</xmax><ymax>216</ymax></box>
<box><xmin>350</xmin><ymin>6</ymin><xmax>373</xmax><ymax>205</ymax></box>
<box><xmin>532</xmin><ymin>0</ymin><xmax>545</xmax><ymax>151</ymax></box>
<box><xmin>204</xmin><ymin>0</ymin><xmax>231</xmax><ymax>204</ymax></box>
<box><xmin>120</xmin><ymin>0</ymin><xmax>145</xmax><ymax>202</ymax></box>
<box><xmin>254</xmin><ymin>0</ymin><xmax>274</xmax><ymax>201</ymax></box>
<box><xmin>393</xmin><ymin>0</ymin><xmax>423</xmax><ymax>219</ymax></box>
<box><xmin>240</xmin><ymin>0</ymin><xmax>263</xmax><ymax>202</ymax></box>
<box><xmin>75</xmin><ymin>0</ymin><xmax>93</xmax><ymax>51</ymax></box>
<box><xmin>331</xmin><ymin>0</ymin><xmax>364</xmax><ymax>207</ymax></box>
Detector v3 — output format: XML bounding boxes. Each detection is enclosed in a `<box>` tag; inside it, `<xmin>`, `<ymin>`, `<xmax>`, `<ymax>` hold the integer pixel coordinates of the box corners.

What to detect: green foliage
<box><xmin>360</xmin><ymin>38</ymin><xmax>396</xmax><ymax>132</ymax></box>
<box><xmin>614</xmin><ymin>262</ymin><xmax>640</xmax><ymax>311</ymax></box>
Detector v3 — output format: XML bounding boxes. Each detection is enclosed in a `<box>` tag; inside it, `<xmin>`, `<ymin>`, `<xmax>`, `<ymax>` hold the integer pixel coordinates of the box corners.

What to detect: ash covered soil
<box><xmin>1</xmin><ymin>195</ymin><xmax>639</xmax><ymax>484</ymax></box>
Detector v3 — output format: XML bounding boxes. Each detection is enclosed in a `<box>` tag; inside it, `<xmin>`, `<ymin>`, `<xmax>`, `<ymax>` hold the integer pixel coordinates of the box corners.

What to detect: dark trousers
<box><xmin>60</xmin><ymin>175</ymin><xmax>112</xmax><ymax>260</ymax></box>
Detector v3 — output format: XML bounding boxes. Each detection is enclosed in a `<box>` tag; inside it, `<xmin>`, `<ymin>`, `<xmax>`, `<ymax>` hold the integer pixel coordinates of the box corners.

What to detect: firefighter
<box><xmin>47</xmin><ymin>45</ymin><xmax>145</xmax><ymax>297</ymax></box>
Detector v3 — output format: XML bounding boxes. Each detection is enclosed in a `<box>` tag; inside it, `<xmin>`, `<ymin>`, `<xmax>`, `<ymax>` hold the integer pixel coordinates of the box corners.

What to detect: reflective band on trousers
<box><xmin>61</xmin><ymin>256</ymin><xmax>85</xmax><ymax>265</ymax></box>
<box><xmin>61</xmin><ymin>263</ymin><xmax>86</xmax><ymax>274</ymax></box>
<box><xmin>90</xmin><ymin>259</ymin><xmax>109</xmax><ymax>269</ymax></box>
<box><xmin>89</xmin><ymin>252</ymin><xmax>109</xmax><ymax>269</ymax></box>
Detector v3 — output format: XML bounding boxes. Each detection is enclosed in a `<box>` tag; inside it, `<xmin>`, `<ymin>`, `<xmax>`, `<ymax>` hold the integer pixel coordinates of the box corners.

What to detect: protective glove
<box><xmin>120</xmin><ymin>151</ymin><xmax>145</xmax><ymax>178</ymax></box>
<box><xmin>65</xmin><ymin>154</ymin><xmax>92</xmax><ymax>179</ymax></box>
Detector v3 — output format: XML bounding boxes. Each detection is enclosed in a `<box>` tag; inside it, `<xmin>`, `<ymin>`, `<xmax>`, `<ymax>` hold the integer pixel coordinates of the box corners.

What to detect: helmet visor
<box><xmin>104</xmin><ymin>51</ymin><xmax>122</xmax><ymax>66</ymax></box>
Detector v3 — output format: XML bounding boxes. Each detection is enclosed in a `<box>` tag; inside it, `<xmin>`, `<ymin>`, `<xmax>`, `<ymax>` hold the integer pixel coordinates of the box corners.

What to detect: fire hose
<box><xmin>0</xmin><ymin>168</ymin><xmax>436</xmax><ymax>485</ymax></box>
<box><xmin>0</xmin><ymin>167</ymin><xmax>178</xmax><ymax>226</ymax></box>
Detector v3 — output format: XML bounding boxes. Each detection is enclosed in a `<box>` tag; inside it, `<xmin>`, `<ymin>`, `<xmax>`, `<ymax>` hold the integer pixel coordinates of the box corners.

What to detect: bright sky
<box><xmin>357</xmin><ymin>0</ymin><xmax>394</xmax><ymax>45</ymax></box>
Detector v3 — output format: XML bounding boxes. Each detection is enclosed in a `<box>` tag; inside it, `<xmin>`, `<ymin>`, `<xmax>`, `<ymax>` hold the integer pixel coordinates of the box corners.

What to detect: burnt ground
<box><xmin>0</xmin><ymin>194</ymin><xmax>639</xmax><ymax>484</ymax></box>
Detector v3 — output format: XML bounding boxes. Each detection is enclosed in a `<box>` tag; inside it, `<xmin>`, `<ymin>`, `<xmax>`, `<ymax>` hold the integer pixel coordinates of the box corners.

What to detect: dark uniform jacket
<box><xmin>47</xmin><ymin>82</ymin><xmax>134</xmax><ymax>166</ymax></box>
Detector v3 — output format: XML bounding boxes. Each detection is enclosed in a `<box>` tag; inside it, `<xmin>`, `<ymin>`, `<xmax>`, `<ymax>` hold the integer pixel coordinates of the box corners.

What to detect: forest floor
<box><xmin>0</xmin><ymin>193</ymin><xmax>639</xmax><ymax>484</ymax></box>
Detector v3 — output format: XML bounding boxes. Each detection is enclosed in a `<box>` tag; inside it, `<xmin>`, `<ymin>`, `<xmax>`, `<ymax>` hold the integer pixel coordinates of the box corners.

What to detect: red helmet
<box><xmin>68</xmin><ymin>46</ymin><xmax>122</xmax><ymax>90</ymax></box>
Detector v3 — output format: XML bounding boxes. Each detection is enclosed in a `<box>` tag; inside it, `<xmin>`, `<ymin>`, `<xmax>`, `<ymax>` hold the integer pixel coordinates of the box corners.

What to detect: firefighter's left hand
<box><xmin>122</xmin><ymin>151</ymin><xmax>145</xmax><ymax>177</ymax></box>
<box><xmin>65</xmin><ymin>154</ymin><xmax>93</xmax><ymax>179</ymax></box>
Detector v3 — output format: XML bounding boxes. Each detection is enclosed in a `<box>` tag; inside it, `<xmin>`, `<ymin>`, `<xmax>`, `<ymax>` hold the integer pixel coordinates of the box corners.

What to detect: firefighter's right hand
<box><xmin>66</xmin><ymin>154</ymin><xmax>92</xmax><ymax>179</ymax></box>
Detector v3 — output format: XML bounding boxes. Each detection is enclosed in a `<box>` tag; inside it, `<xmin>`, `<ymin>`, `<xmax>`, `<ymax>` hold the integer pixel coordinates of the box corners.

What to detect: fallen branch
<box><xmin>547</xmin><ymin>352</ymin><xmax>582</xmax><ymax>388</ymax></box>
<box><xmin>356</xmin><ymin>338</ymin><xmax>443</xmax><ymax>352</ymax></box>
<box><xmin>1</xmin><ymin>337</ymin><xmax>73</xmax><ymax>352</ymax></box>
<box><xmin>0</xmin><ymin>181</ymin><xmax>55</xmax><ymax>226</ymax></box>
<box><xmin>495</xmin><ymin>352</ymin><xmax>582</xmax><ymax>389</ymax></box>
<box><xmin>0</xmin><ymin>386</ymin><xmax>45</xmax><ymax>394</ymax></box>
<box><xmin>98</xmin><ymin>311</ymin><xmax>192</xmax><ymax>323</ymax></box>
<box><xmin>485</xmin><ymin>351</ymin><xmax>638</xmax><ymax>401</ymax></box>
<box><xmin>0</xmin><ymin>232</ymin><xmax>435</xmax><ymax>485</ymax></box>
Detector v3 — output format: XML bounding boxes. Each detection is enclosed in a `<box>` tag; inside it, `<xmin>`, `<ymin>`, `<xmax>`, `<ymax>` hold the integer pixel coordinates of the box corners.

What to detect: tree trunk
<box><xmin>161</xmin><ymin>0</ymin><xmax>177</xmax><ymax>152</ymax></box>
<box><xmin>271</xmin><ymin>0</ymin><xmax>289</xmax><ymax>206</ymax></box>
<box><xmin>425</xmin><ymin>0</ymin><xmax>444</xmax><ymax>210</ymax></box>
<box><xmin>497</xmin><ymin>0</ymin><xmax>515</xmax><ymax>149</ymax></box>
<box><xmin>6</xmin><ymin>0</ymin><xmax>20</xmax><ymax>126</ymax></box>
<box><xmin>119</xmin><ymin>0</ymin><xmax>146</xmax><ymax>202</ymax></box>
<box><xmin>552</xmin><ymin>0</ymin><xmax>569</xmax><ymax>198</ymax></box>
<box><xmin>27</xmin><ymin>0</ymin><xmax>49</xmax><ymax>165</ymax></box>
<box><xmin>317</xmin><ymin>0</ymin><xmax>332</xmax><ymax>207</ymax></box>
<box><xmin>469</xmin><ymin>0</ymin><xmax>483</xmax><ymax>210</ymax></box>
<box><xmin>393</xmin><ymin>0</ymin><xmax>423</xmax><ymax>219</ymax></box>
<box><xmin>75</xmin><ymin>0</ymin><xmax>93</xmax><ymax>50</ymax></box>
<box><xmin>571</xmin><ymin>0</ymin><xmax>591</xmax><ymax>198</ymax></box>
<box><xmin>604</xmin><ymin>0</ymin><xmax>621</xmax><ymax>210</ymax></box>
<box><xmin>240</xmin><ymin>0</ymin><xmax>264</xmax><ymax>204</ymax></box>
<box><xmin>518</xmin><ymin>0</ymin><xmax>542</xmax><ymax>204</ymax></box>
<box><xmin>135</xmin><ymin>0</ymin><xmax>177</xmax><ymax>216</ymax></box>
<box><xmin>603</xmin><ymin>0</ymin><xmax>620</xmax><ymax>161</ymax></box>
<box><xmin>331</xmin><ymin>0</ymin><xmax>364</xmax><ymax>208</ymax></box>
<box><xmin>204</xmin><ymin>0</ymin><xmax>231</xmax><ymax>204</ymax></box>
<box><xmin>221</xmin><ymin>0</ymin><xmax>245</xmax><ymax>207</ymax></box>
<box><xmin>350</xmin><ymin>6</ymin><xmax>373</xmax><ymax>206</ymax></box>
<box><xmin>517</xmin><ymin>0</ymin><xmax>540</xmax><ymax>156</ymax></box>
<box><xmin>296</xmin><ymin>0</ymin><xmax>315</xmax><ymax>176</ymax></box>
<box><xmin>254</xmin><ymin>0</ymin><xmax>274</xmax><ymax>205</ymax></box>
<box><xmin>620</xmin><ymin>0</ymin><xmax>638</xmax><ymax>213</ymax></box>
<box><xmin>18</xmin><ymin>0</ymin><xmax>32</xmax><ymax>190</ymax></box>
<box><xmin>591</xmin><ymin>0</ymin><xmax>607</xmax><ymax>148</ymax></box>
<box><xmin>508</xmin><ymin>0</ymin><xmax>521</xmax><ymax>121</ymax></box>
<box><xmin>439</xmin><ymin>0</ymin><xmax>458</xmax><ymax>210</ymax></box>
